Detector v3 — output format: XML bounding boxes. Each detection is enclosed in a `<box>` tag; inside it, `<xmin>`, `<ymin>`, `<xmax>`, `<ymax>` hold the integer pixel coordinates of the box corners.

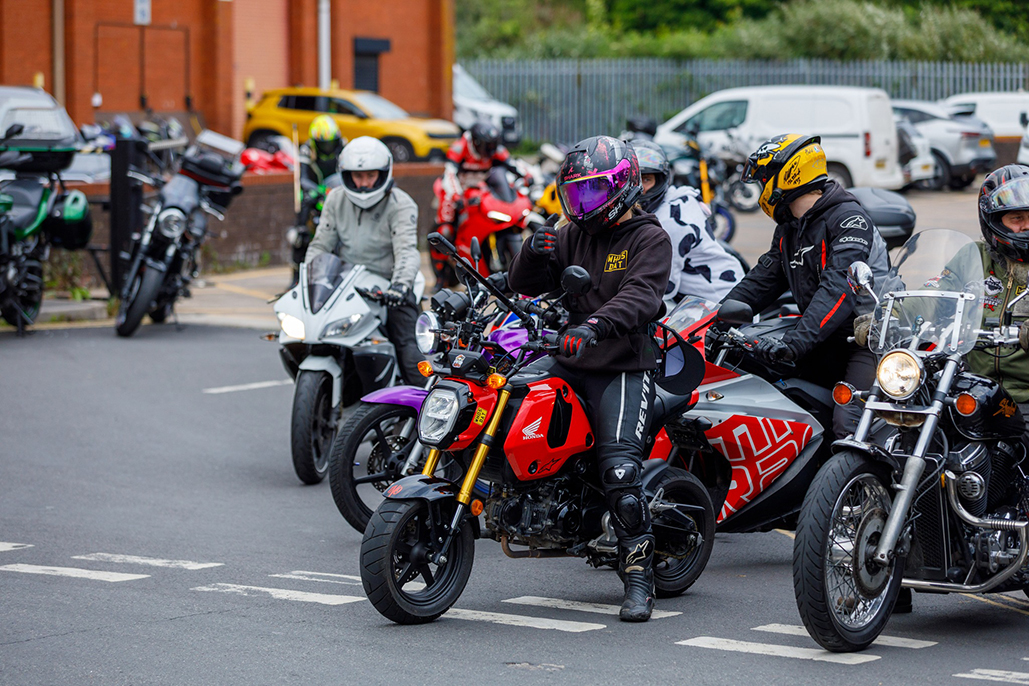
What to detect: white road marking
<box><xmin>268</xmin><ymin>571</ymin><xmax>362</xmax><ymax>586</ymax></box>
<box><xmin>752</xmin><ymin>623</ymin><xmax>937</xmax><ymax>649</ymax></box>
<box><xmin>0</xmin><ymin>563</ymin><xmax>149</xmax><ymax>582</ymax></box>
<box><xmin>502</xmin><ymin>595</ymin><xmax>681</xmax><ymax>619</ymax></box>
<box><xmin>0</xmin><ymin>542</ymin><xmax>33</xmax><ymax>552</ymax></box>
<box><xmin>676</xmin><ymin>637</ymin><xmax>881</xmax><ymax>665</ymax></box>
<box><xmin>954</xmin><ymin>669</ymin><xmax>1029</xmax><ymax>684</ymax></box>
<box><xmin>444</xmin><ymin>608</ymin><xmax>605</xmax><ymax>633</ymax></box>
<box><xmin>71</xmin><ymin>553</ymin><xmax>223</xmax><ymax>570</ymax></box>
<box><xmin>202</xmin><ymin>379</ymin><xmax>292</xmax><ymax>394</ymax></box>
<box><xmin>191</xmin><ymin>583</ymin><xmax>364</xmax><ymax>605</ymax></box>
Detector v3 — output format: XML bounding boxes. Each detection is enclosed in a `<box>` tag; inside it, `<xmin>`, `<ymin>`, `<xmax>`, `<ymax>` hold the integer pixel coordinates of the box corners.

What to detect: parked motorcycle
<box><xmin>721</xmin><ymin>128</ymin><xmax>761</xmax><ymax>214</ymax></box>
<box><xmin>0</xmin><ymin>123</ymin><xmax>93</xmax><ymax>335</ymax></box>
<box><xmin>662</xmin><ymin>130</ymin><xmax>736</xmax><ymax>243</ymax></box>
<box><xmin>359</xmin><ymin>231</ymin><xmax>715</xmax><ymax>625</ymax></box>
<box><xmin>274</xmin><ymin>252</ymin><xmax>426</xmax><ymax>484</ymax></box>
<box><xmin>115</xmin><ymin>130</ymin><xmax>245</xmax><ymax>337</ymax></box>
<box><xmin>793</xmin><ymin>229</ymin><xmax>1029</xmax><ymax>652</ymax></box>
<box><xmin>284</xmin><ymin>173</ymin><xmax>342</xmax><ymax>288</ymax></box>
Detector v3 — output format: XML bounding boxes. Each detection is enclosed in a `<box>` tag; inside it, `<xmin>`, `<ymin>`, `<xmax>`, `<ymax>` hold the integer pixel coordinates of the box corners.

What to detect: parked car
<box><xmin>894</xmin><ymin>114</ymin><xmax>935</xmax><ymax>188</ymax></box>
<box><xmin>243</xmin><ymin>87</ymin><xmax>460</xmax><ymax>163</ymax></box>
<box><xmin>942</xmin><ymin>91</ymin><xmax>1029</xmax><ymax>140</ymax></box>
<box><xmin>891</xmin><ymin>99</ymin><xmax>996</xmax><ymax>190</ymax></box>
<box><xmin>452</xmin><ymin>64</ymin><xmax>520</xmax><ymax>145</ymax></box>
<box><xmin>1017</xmin><ymin>116</ymin><xmax>1029</xmax><ymax>166</ymax></box>
<box><xmin>654</xmin><ymin>86</ymin><xmax>904</xmax><ymax>190</ymax></box>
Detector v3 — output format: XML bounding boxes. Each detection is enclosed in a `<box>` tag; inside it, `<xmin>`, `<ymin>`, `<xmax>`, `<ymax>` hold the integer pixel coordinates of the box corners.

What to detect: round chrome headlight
<box><xmin>418</xmin><ymin>388</ymin><xmax>460</xmax><ymax>445</ymax></box>
<box><xmin>415</xmin><ymin>311</ymin><xmax>441</xmax><ymax>354</ymax></box>
<box><xmin>157</xmin><ymin>208</ymin><xmax>187</xmax><ymax>239</ymax></box>
<box><xmin>876</xmin><ymin>350</ymin><xmax>923</xmax><ymax>400</ymax></box>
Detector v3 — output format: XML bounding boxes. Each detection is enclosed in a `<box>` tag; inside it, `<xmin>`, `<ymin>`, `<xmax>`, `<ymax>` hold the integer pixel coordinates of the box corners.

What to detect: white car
<box><xmin>452</xmin><ymin>64</ymin><xmax>520</xmax><ymax>145</ymax></box>
<box><xmin>655</xmin><ymin>85</ymin><xmax>904</xmax><ymax>190</ymax></box>
<box><xmin>942</xmin><ymin>92</ymin><xmax>1029</xmax><ymax>140</ymax></box>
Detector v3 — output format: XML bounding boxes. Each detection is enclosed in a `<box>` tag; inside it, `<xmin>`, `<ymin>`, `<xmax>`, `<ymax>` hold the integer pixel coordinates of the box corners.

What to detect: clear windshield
<box><xmin>868</xmin><ymin>229</ymin><xmax>985</xmax><ymax>356</ymax></box>
<box><xmin>663</xmin><ymin>295</ymin><xmax>720</xmax><ymax>334</ymax></box>
<box><xmin>307</xmin><ymin>253</ymin><xmax>352</xmax><ymax>313</ymax></box>
<box><xmin>350</xmin><ymin>93</ymin><xmax>408</xmax><ymax>120</ymax></box>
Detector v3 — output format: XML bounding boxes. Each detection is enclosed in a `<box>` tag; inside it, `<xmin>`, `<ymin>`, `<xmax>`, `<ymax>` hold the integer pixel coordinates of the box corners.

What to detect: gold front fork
<box><xmin>700</xmin><ymin>158</ymin><xmax>713</xmax><ymax>204</ymax></box>
<box><xmin>457</xmin><ymin>389</ymin><xmax>510</xmax><ymax>504</ymax></box>
<box><xmin>421</xmin><ymin>448</ymin><xmax>441</xmax><ymax>476</ymax></box>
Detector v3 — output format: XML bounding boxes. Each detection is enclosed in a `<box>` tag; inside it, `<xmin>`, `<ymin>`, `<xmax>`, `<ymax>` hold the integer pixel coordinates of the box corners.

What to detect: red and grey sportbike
<box><xmin>359</xmin><ymin>232</ymin><xmax>715</xmax><ymax>625</ymax></box>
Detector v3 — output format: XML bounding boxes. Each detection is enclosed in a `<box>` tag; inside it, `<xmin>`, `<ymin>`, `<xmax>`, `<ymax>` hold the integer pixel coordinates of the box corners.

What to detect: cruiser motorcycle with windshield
<box><xmin>115</xmin><ymin>130</ymin><xmax>245</xmax><ymax>337</ymax></box>
<box><xmin>359</xmin><ymin>232</ymin><xmax>715</xmax><ymax>624</ymax></box>
<box><xmin>793</xmin><ymin>229</ymin><xmax>1029</xmax><ymax>652</ymax></box>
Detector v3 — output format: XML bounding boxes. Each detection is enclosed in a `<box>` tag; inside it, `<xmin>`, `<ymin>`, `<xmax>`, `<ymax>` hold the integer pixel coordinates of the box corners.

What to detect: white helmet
<box><xmin>338</xmin><ymin>136</ymin><xmax>394</xmax><ymax>208</ymax></box>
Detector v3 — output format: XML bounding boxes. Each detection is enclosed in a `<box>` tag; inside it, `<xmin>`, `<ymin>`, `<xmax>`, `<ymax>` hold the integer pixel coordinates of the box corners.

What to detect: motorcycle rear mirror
<box><xmin>427</xmin><ymin>231</ymin><xmax>458</xmax><ymax>258</ymax></box>
<box><xmin>847</xmin><ymin>261</ymin><xmax>874</xmax><ymax>295</ymax></box>
<box><xmin>2</xmin><ymin>124</ymin><xmax>24</xmax><ymax>141</ymax></box>
<box><xmin>716</xmin><ymin>299</ymin><xmax>753</xmax><ymax>325</ymax></box>
<box><xmin>560</xmin><ymin>266</ymin><xmax>591</xmax><ymax>296</ymax></box>
<box><xmin>470</xmin><ymin>236</ymin><xmax>482</xmax><ymax>266</ymax></box>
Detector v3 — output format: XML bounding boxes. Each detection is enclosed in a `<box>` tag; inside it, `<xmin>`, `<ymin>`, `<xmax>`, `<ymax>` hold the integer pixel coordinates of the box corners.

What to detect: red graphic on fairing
<box><xmin>704</xmin><ymin>415</ymin><xmax>813</xmax><ymax>523</ymax></box>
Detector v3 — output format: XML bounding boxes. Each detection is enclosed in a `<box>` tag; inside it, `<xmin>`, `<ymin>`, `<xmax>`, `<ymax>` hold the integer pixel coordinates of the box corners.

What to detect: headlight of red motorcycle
<box><xmin>418</xmin><ymin>388</ymin><xmax>463</xmax><ymax>445</ymax></box>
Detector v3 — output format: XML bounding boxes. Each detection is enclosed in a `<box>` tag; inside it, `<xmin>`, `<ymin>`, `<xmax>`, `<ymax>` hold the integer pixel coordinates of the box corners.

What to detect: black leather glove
<box><xmin>486</xmin><ymin>272</ymin><xmax>511</xmax><ymax>294</ymax></box>
<box><xmin>384</xmin><ymin>283</ymin><xmax>410</xmax><ymax>308</ymax></box>
<box><xmin>752</xmin><ymin>336</ymin><xmax>796</xmax><ymax>366</ymax></box>
<box><xmin>528</xmin><ymin>224</ymin><xmax>557</xmax><ymax>256</ymax></box>
<box><xmin>559</xmin><ymin>322</ymin><xmax>600</xmax><ymax>358</ymax></box>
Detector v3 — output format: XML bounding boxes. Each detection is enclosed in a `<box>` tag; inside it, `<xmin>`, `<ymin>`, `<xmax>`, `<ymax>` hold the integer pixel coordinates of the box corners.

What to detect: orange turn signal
<box><xmin>486</xmin><ymin>373</ymin><xmax>507</xmax><ymax>390</ymax></box>
<box><xmin>832</xmin><ymin>382</ymin><xmax>855</xmax><ymax>406</ymax></box>
<box><xmin>470</xmin><ymin>499</ymin><xmax>484</xmax><ymax>516</ymax></box>
<box><xmin>417</xmin><ymin>361</ymin><xmax>434</xmax><ymax>378</ymax></box>
<box><xmin>954</xmin><ymin>392</ymin><xmax>978</xmax><ymax>416</ymax></box>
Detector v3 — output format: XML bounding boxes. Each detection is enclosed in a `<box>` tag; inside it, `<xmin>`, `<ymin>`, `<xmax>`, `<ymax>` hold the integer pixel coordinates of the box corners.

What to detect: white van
<box><xmin>942</xmin><ymin>92</ymin><xmax>1029</xmax><ymax>140</ymax></box>
<box><xmin>655</xmin><ymin>85</ymin><xmax>904</xmax><ymax>189</ymax></box>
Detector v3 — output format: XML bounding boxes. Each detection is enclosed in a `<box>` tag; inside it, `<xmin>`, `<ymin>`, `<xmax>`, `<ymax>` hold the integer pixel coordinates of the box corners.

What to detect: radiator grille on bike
<box><xmin>913</xmin><ymin>481</ymin><xmax>946</xmax><ymax>572</ymax></box>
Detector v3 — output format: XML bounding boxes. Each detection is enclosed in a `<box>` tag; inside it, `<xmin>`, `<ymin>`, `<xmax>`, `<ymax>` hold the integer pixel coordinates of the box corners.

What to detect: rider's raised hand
<box><xmin>559</xmin><ymin>323</ymin><xmax>600</xmax><ymax>358</ymax></box>
<box><xmin>752</xmin><ymin>336</ymin><xmax>796</xmax><ymax>366</ymax></box>
<box><xmin>384</xmin><ymin>283</ymin><xmax>410</xmax><ymax>307</ymax></box>
<box><xmin>528</xmin><ymin>216</ymin><xmax>559</xmax><ymax>256</ymax></box>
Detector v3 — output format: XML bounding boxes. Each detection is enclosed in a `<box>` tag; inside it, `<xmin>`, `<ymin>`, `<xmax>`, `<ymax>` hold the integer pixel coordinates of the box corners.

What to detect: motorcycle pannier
<box><xmin>43</xmin><ymin>189</ymin><xmax>93</xmax><ymax>249</ymax></box>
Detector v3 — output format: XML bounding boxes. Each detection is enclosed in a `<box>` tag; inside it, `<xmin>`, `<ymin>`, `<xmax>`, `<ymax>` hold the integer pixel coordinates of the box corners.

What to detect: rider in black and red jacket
<box><xmin>509</xmin><ymin>135</ymin><xmax>671</xmax><ymax>622</ymax></box>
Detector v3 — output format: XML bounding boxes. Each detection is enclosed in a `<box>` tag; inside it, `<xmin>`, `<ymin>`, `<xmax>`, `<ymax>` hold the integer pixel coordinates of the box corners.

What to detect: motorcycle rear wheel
<box><xmin>650</xmin><ymin>468</ymin><xmax>716</xmax><ymax>598</ymax></box>
<box><xmin>290</xmin><ymin>370</ymin><xmax>338</xmax><ymax>484</ymax></box>
<box><xmin>1</xmin><ymin>263</ymin><xmax>43</xmax><ymax>327</ymax></box>
<box><xmin>710</xmin><ymin>204</ymin><xmax>736</xmax><ymax>243</ymax></box>
<box><xmin>727</xmin><ymin>174</ymin><xmax>760</xmax><ymax>213</ymax></box>
<box><xmin>361</xmin><ymin>499</ymin><xmax>474</xmax><ymax>624</ymax></box>
<box><xmin>793</xmin><ymin>451</ymin><xmax>902</xmax><ymax>652</ymax></box>
<box><xmin>116</xmin><ymin>266</ymin><xmax>163</xmax><ymax>337</ymax></box>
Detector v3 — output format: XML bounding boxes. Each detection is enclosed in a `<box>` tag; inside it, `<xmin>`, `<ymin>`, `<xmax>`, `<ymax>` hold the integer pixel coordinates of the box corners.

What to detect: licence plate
<box><xmin>980</xmin><ymin>138</ymin><xmax>991</xmax><ymax>147</ymax></box>
<box><xmin>921</xmin><ymin>164</ymin><xmax>931</xmax><ymax>170</ymax></box>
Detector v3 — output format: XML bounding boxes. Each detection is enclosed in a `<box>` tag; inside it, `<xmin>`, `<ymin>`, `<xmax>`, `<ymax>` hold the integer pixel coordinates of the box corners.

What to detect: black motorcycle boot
<box><xmin>618</xmin><ymin>534</ymin><xmax>656</xmax><ymax>622</ymax></box>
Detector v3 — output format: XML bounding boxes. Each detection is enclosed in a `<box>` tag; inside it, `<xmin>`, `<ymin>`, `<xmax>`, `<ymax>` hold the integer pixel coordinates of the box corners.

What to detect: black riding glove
<box><xmin>384</xmin><ymin>283</ymin><xmax>410</xmax><ymax>308</ymax></box>
<box><xmin>528</xmin><ymin>216</ymin><xmax>559</xmax><ymax>256</ymax></box>
<box><xmin>559</xmin><ymin>318</ymin><xmax>606</xmax><ymax>358</ymax></box>
<box><xmin>752</xmin><ymin>336</ymin><xmax>796</xmax><ymax>366</ymax></box>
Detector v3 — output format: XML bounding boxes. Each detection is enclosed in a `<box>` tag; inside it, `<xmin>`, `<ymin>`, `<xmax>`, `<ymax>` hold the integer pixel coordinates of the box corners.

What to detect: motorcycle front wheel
<box><xmin>650</xmin><ymin>468</ymin><xmax>716</xmax><ymax>598</ymax></box>
<box><xmin>116</xmin><ymin>266</ymin><xmax>164</xmax><ymax>337</ymax></box>
<box><xmin>710</xmin><ymin>204</ymin><xmax>736</xmax><ymax>243</ymax></box>
<box><xmin>793</xmin><ymin>451</ymin><xmax>902</xmax><ymax>652</ymax></box>
<box><xmin>361</xmin><ymin>499</ymin><xmax>474</xmax><ymax>624</ymax></box>
<box><xmin>290</xmin><ymin>370</ymin><xmax>339</xmax><ymax>484</ymax></box>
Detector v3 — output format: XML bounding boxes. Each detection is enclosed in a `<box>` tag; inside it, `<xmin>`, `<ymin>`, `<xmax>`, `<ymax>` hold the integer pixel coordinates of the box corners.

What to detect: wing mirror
<box><xmin>1021</xmin><ymin>111</ymin><xmax>1028</xmax><ymax>129</ymax></box>
<box><xmin>560</xmin><ymin>265</ymin><xmax>591</xmax><ymax>296</ymax></box>
<box><xmin>715</xmin><ymin>299</ymin><xmax>753</xmax><ymax>325</ymax></box>
<box><xmin>2</xmin><ymin>124</ymin><xmax>24</xmax><ymax>142</ymax></box>
<box><xmin>469</xmin><ymin>236</ymin><xmax>482</xmax><ymax>268</ymax></box>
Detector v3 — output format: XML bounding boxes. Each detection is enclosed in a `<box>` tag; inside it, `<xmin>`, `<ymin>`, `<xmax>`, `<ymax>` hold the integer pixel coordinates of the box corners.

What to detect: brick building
<box><xmin>0</xmin><ymin>0</ymin><xmax>454</xmax><ymax>139</ymax></box>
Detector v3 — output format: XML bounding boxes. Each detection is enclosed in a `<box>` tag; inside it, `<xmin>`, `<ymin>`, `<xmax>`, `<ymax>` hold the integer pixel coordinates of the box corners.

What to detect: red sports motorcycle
<box><xmin>432</xmin><ymin>167</ymin><xmax>543</xmax><ymax>286</ymax></box>
<box><xmin>360</xmin><ymin>233</ymin><xmax>715</xmax><ymax>624</ymax></box>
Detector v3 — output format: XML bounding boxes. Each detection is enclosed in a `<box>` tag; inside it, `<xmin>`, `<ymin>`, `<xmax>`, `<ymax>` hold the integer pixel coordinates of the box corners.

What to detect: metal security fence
<box><xmin>466</xmin><ymin>59</ymin><xmax>1029</xmax><ymax>145</ymax></box>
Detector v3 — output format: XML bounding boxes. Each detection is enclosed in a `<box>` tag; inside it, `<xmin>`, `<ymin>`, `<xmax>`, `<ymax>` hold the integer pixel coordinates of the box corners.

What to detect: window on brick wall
<box><xmin>353</xmin><ymin>38</ymin><xmax>390</xmax><ymax>93</ymax></box>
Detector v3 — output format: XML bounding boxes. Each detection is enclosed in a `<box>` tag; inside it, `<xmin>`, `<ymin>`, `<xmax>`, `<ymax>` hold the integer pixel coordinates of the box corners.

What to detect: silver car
<box><xmin>892</xmin><ymin>99</ymin><xmax>997</xmax><ymax>190</ymax></box>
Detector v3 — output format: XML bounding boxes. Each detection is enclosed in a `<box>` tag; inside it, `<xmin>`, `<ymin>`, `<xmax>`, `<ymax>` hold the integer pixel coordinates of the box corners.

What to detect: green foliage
<box><xmin>457</xmin><ymin>0</ymin><xmax>1029</xmax><ymax>62</ymax></box>
<box><xmin>43</xmin><ymin>250</ymin><xmax>87</xmax><ymax>293</ymax></box>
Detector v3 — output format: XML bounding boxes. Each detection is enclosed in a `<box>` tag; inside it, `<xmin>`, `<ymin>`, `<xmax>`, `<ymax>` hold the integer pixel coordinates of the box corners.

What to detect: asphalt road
<box><xmin>2</xmin><ymin>324</ymin><xmax>1028</xmax><ymax>685</ymax></box>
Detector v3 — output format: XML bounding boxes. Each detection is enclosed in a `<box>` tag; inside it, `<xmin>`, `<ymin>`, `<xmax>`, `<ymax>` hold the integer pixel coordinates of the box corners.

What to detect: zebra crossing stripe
<box><xmin>268</xmin><ymin>571</ymin><xmax>362</xmax><ymax>585</ymax></box>
<box><xmin>676</xmin><ymin>637</ymin><xmax>881</xmax><ymax>665</ymax></box>
<box><xmin>0</xmin><ymin>542</ymin><xmax>33</xmax><ymax>552</ymax></box>
<box><xmin>0</xmin><ymin>563</ymin><xmax>149</xmax><ymax>583</ymax></box>
<box><xmin>72</xmin><ymin>553</ymin><xmax>223</xmax><ymax>570</ymax></box>
<box><xmin>444</xmin><ymin>608</ymin><xmax>605</xmax><ymax>633</ymax></box>
<box><xmin>191</xmin><ymin>583</ymin><xmax>364</xmax><ymax>605</ymax></box>
<box><xmin>752</xmin><ymin>623</ymin><xmax>936</xmax><ymax>649</ymax></box>
<box><xmin>953</xmin><ymin>669</ymin><xmax>1029</xmax><ymax>684</ymax></box>
<box><xmin>502</xmin><ymin>595</ymin><xmax>681</xmax><ymax>619</ymax></box>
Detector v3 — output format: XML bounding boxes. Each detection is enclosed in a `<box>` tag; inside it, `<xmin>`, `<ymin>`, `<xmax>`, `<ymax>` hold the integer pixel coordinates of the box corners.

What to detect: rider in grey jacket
<box><xmin>306</xmin><ymin>137</ymin><xmax>423</xmax><ymax>384</ymax></box>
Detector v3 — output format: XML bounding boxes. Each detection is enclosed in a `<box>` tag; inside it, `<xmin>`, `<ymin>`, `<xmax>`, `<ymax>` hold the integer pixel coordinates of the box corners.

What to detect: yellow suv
<box><xmin>243</xmin><ymin>87</ymin><xmax>461</xmax><ymax>162</ymax></box>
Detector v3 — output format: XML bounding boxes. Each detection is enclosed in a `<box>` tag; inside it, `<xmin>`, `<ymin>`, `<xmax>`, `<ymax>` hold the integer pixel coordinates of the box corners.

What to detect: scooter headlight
<box><xmin>876</xmin><ymin>350</ymin><xmax>923</xmax><ymax>400</ymax></box>
<box><xmin>415</xmin><ymin>311</ymin><xmax>441</xmax><ymax>354</ymax></box>
<box><xmin>322</xmin><ymin>313</ymin><xmax>368</xmax><ymax>339</ymax></box>
<box><xmin>157</xmin><ymin>208</ymin><xmax>187</xmax><ymax>239</ymax></box>
<box><xmin>278</xmin><ymin>312</ymin><xmax>306</xmax><ymax>340</ymax></box>
<box><xmin>418</xmin><ymin>388</ymin><xmax>460</xmax><ymax>445</ymax></box>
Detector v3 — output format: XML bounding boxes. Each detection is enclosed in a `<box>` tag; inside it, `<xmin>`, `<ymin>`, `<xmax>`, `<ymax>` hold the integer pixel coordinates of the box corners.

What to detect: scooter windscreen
<box><xmin>307</xmin><ymin>253</ymin><xmax>352</xmax><ymax>313</ymax></box>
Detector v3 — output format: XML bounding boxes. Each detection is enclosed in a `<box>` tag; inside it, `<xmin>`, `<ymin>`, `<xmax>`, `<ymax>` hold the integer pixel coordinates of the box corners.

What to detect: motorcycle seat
<box><xmin>1</xmin><ymin>179</ymin><xmax>46</xmax><ymax>231</ymax></box>
<box><xmin>653</xmin><ymin>385</ymin><xmax>692</xmax><ymax>424</ymax></box>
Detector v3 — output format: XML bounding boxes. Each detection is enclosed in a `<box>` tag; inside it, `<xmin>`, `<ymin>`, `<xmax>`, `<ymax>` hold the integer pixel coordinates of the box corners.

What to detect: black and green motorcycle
<box><xmin>0</xmin><ymin>118</ymin><xmax>93</xmax><ymax>335</ymax></box>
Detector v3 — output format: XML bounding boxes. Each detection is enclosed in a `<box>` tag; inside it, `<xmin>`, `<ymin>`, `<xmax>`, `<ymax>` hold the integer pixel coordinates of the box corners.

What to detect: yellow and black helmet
<box><xmin>741</xmin><ymin>134</ymin><xmax>828</xmax><ymax>222</ymax></box>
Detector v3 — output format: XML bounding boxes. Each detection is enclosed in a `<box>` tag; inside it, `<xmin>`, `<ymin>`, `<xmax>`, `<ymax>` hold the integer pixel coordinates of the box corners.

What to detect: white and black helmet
<box><xmin>338</xmin><ymin>136</ymin><xmax>394</xmax><ymax>208</ymax></box>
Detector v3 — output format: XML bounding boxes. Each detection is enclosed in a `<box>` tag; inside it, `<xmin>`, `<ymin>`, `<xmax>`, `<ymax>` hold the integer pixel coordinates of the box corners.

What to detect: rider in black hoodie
<box><xmin>509</xmin><ymin>136</ymin><xmax>672</xmax><ymax>622</ymax></box>
<box><xmin>723</xmin><ymin>134</ymin><xmax>890</xmax><ymax>437</ymax></box>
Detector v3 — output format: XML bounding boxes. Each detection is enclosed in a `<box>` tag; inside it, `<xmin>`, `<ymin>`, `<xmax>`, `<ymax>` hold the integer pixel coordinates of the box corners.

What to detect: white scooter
<box><xmin>274</xmin><ymin>252</ymin><xmax>425</xmax><ymax>484</ymax></box>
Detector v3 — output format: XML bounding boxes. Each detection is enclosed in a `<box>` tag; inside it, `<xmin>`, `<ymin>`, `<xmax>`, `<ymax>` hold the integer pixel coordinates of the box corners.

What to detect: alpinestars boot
<box><xmin>618</xmin><ymin>533</ymin><xmax>655</xmax><ymax>622</ymax></box>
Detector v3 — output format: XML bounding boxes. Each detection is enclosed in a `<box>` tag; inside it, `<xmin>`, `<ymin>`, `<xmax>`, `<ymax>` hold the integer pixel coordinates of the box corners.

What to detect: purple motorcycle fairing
<box><xmin>361</xmin><ymin>385</ymin><xmax>429</xmax><ymax>410</ymax></box>
<box><xmin>487</xmin><ymin>327</ymin><xmax>532</xmax><ymax>354</ymax></box>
